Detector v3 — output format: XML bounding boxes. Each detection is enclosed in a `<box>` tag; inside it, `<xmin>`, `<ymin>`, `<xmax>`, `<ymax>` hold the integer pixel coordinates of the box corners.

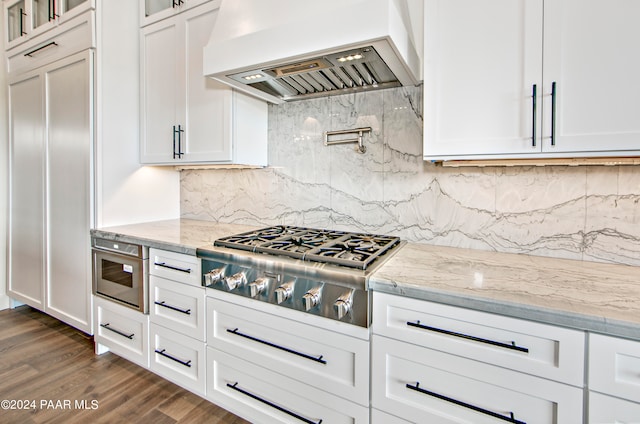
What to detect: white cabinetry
<box><xmin>423</xmin><ymin>0</ymin><xmax>640</xmax><ymax>160</ymax></box>
<box><xmin>148</xmin><ymin>249</ymin><xmax>206</xmax><ymax>395</ymax></box>
<box><xmin>140</xmin><ymin>0</ymin><xmax>210</xmax><ymax>27</ymax></box>
<box><xmin>206</xmin><ymin>290</ymin><xmax>370</xmax><ymax>423</ymax></box>
<box><xmin>140</xmin><ymin>0</ymin><xmax>267</xmax><ymax>166</ymax></box>
<box><xmin>588</xmin><ymin>333</ymin><xmax>640</xmax><ymax>423</ymax></box>
<box><xmin>3</xmin><ymin>0</ymin><xmax>93</xmax><ymax>51</ymax></box>
<box><xmin>371</xmin><ymin>292</ymin><xmax>584</xmax><ymax>423</ymax></box>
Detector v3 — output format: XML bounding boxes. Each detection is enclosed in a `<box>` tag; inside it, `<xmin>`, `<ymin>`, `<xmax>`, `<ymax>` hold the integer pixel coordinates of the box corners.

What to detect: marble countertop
<box><xmin>370</xmin><ymin>242</ymin><xmax>640</xmax><ymax>340</ymax></box>
<box><xmin>91</xmin><ymin>219</ymin><xmax>258</xmax><ymax>255</ymax></box>
<box><xmin>92</xmin><ymin>219</ymin><xmax>640</xmax><ymax>340</ymax></box>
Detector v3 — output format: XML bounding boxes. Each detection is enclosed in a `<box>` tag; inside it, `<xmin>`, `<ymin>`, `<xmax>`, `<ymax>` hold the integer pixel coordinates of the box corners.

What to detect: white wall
<box><xmin>1</xmin><ymin>6</ymin><xmax>10</xmax><ymax>310</ymax></box>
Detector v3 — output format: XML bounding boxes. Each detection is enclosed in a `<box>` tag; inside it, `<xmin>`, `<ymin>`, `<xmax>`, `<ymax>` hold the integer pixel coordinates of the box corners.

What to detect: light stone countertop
<box><xmin>92</xmin><ymin>219</ymin><xmax>640</xmax><ymax>340</ymax></box>
<box><xmin>370</xmin><ymin>242</ymin><xmax>640</xmax><ymax>340</ymax></box>
<box><xmin>91</xmin><ymin>218</ymin><xmax>258</xmax><ymax>255</ymax></box>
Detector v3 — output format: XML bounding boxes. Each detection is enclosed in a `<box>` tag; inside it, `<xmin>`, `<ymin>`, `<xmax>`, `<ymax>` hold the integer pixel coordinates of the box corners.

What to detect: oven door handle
<box><xmin>154</xmin><ymin>262</ymin><xmax>192</xmax><ymax>274</ymax></box>
<box><xmin>227</xmin><ymin>328</ymin><xmax>327</xmax><ymax>364</ymax></box>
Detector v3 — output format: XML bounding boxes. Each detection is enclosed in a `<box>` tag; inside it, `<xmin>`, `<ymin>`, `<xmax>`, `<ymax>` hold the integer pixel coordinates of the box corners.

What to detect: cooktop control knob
<box><xmin>249</xmin><ymin>277</ymin><xmax>271</xmax><ymax>297</ymax></box>
<box><xmin>302</xmin><ymin>287</ymin><xmax>322</xmax><ymax>311</ymax></box>
<box><xmin>224</xmin><ymin>272</ymin><xmax>247</xmax><ymax>291</ymax></box>
<box><xmin>274</xmin><ymin>281</ymin><xmax>295</xmax><ymax>304</ymax></box>
<box><xmin>334</xmin><ymin>290</ymin><xmax>354</xmax><ymax>320</ymax></box>
<box><xmin>204</xmin><ymin>267</ymin><xmax>225</xmax><ymax>286</ymax></box>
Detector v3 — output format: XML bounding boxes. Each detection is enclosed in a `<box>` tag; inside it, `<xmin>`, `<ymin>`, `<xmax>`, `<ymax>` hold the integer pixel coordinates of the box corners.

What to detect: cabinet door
<box><xmin>4</xmin><ymin>0</ymin><xmax>28</xmax><ymax>50</ymax></box>
<box><xmin>589</xmin><ymin>392</ymin><xmax>640</xmax><ymax>424</ymax></box>
<box><xmin>423</xmin><ymin>0</ymin><xmax>543</xmax><ymax>160</ymax></box>
<box><xmin>542</xmin><ymin>0</ymin><xmax>640</xmax><ymax>154</ymax></box>
<box><xmin>140</xmin><ymin>17</ymin><xmax>179</xmax><ymax>163</ymax></box>
<box><xmin>180</xmin><ymin>3</ymin><xmax>232</xmax><ymax>163</ymax></box>
<box><xmin>8</xmin><ymin>72</ymin><xmax>45</xmax><ymax>309</ymax></box>
<box><xmin>45</xmin><ymin>51</ymin><xmax>93</xmax><ymax>334</ymax></box>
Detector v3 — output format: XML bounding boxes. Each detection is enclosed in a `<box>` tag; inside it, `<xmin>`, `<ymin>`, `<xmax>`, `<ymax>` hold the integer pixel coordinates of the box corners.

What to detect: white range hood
<box><xmin>203</xmin><ymin>0</ymin><xmax>422</xmax><ymax>104</ymax></box>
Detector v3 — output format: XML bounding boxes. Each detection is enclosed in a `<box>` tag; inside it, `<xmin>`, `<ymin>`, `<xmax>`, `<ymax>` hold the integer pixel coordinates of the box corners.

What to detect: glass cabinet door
<box><xmin>32</xmin><ymin>0</ymin><xmax>53</xmax><ymax>30</ymax></box>
<box><xmin>6</xmin><ymin>0</ymin><xmax>27</xmax><ymax>43</ymax></box>
<box><xmin>145</xmin><ymin>0</ymin><xmax>173</xmax><ymax>18</ymax></box>
<box><xmin>62</xmin><ymin>0</ymin><xmax>87</xmax><ymax>13</ymax></box>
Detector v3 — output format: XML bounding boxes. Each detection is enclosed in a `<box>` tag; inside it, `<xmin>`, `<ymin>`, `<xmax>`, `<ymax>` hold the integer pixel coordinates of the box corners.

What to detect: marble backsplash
<box><xmin>181</xmin><ymin>86</ymin><xmax>640</xmax><ymax>267</ymax></box>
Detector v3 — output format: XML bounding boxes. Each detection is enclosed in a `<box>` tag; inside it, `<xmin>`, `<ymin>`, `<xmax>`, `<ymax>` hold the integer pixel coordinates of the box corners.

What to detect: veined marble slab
<box><xmin>91</xmin><ymin>219</ymin><xmax>258</xmax><ymax>255</ymax></box>
<box><xmin>370</xmin><ymin>242</ymin><xmax>640</xmax><ymax>340</ymax></box>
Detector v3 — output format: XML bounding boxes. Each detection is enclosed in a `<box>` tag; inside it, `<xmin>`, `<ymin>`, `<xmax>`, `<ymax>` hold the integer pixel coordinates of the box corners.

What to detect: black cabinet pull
<box><xmin>48</xmin><ymin>0</ymin><xmax>58</xmax><ymax>20</ymax></box>
<box><xmin>172</xmin><ymin>125</ymin><xmax>184</xmax><ymax>159</ymax></box>
<box><xmin>531</xmin><ymin>84</ymin><xmax>537</xmax><ymax>147</ymax></box>
<box><xmin>24</xmin><ymin>41</ymin><xmax>58</xmax><ymax>57</ymax></box>
<box><xmin>154</xmin><ymin>348</ymin><xmax>192</xmax><ymax>368</ymax></box>
<box><xmin>406</xmin><ymin>382</ymin><xmax>526</xmax><ymax>424</ymax></box>
<box><xmin>227</xmin><ymin>328</ymin><xmax>327</xmax><ymax>364</ymax></box>
<box><xmin>154</xmin><ymin>300</ymin><xmax>191</xmax><ymax>315</ymax></box>
<box><xmin>172</xmin><ymin>0</ymin><xmax>184</xmax><ymax>7</ymax></box>
<box><xmin>100</xmin><ymin>323</ymin><xmax>134</xmax><ymax>340</ymax></box>
<box><xmin>177</xmin><ymin>124</ymin><xmax>184</xmax><ymax>158</ymax></box>
<box><xmin>154</xmin><ymin>261</ymin><xmax>191</xmax><ymax>274</ymax></box>
<box><xmin>550</xmin><ymin>81</ymin><xmax>557</xmax><ymax>146</ymax></box>
<box><xmin>172</xmin><ymin>125</ymin><xmax>178</xmax><ymax>159</ymax></box>
<box><xmin>20</xmin><ymin>8</ymin><xmax>27</xmax><ymax>36</ymax></box>
<box><xmin>406</xmin><ymin>321</ymin><xmax>529</xmax><ymax>353</ymax></box>
<box><xmin>227</xmin><ymin>382</ymin><xmax>322</xmax><ymax>424</ymax></box>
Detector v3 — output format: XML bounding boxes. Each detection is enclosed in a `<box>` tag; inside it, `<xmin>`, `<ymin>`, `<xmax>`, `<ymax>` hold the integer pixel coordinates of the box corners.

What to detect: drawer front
<box><xmin>95</xmin><ymin>297</ymin><xmax>149</xmax><ymax>367</ymax></box>
<box><xmin>149</xmin><ymin>248</ymin><xmax>200</xmax><ymax>286</ymax></box>
<box><xmin>373</xmin><ymin>292</ymin><xmax>585</xmax><ymax>386</ymax></box>
<box><xmin>207</xmin><ymin>297</ymin><xmax>369</xmax><ymax>406</ymax></box>
<box><xmin>588</xmin><ymin>391</ymin><xmax>640</xmax><ymax>423</ymax></box>
<box><xmin>8</xmin><ymin>11</ymin><xmax>95</xmax><ymax>74</ymax></box>
<box><xmin>372</xmin><ymin>335</ymin><xmax>583</xmax><ymax>424</ymax></box>
<box><xmin>150</xmin><ymin>275</ymin><xmax>206</xmax><ymax>341</ymax></box>
<box><xmin>372</xmin><ymin>409</ymin><xmax>411</xmax><ymax>424</ymax></box>
<box><xmin>206</xmin><ymin>347</ymin><xmax>369</xmax><ymax>424</ymax></box>
<box><xmin>150</xmin><ymin>323</ymin><xmax>206</xmax><ymax>396</ymax></box>
<box><xmin>589</xmin><ymin>333</ymin><xmax>640</xmax><ymax>403</ymax></box>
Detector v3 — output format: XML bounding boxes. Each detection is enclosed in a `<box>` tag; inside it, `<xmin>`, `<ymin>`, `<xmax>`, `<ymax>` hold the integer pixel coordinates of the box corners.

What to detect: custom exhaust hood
<box><xmin>203</xmin><ymin>0</ymin><xmax>422</xmax><ymax>104</ymax></box>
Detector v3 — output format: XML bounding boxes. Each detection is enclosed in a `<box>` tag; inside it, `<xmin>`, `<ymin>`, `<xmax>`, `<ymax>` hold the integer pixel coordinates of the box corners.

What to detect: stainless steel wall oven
<box><xmin>92</xmin><ymin>237</ymin><xmax>149</xmax><ymax>313</ymax></box>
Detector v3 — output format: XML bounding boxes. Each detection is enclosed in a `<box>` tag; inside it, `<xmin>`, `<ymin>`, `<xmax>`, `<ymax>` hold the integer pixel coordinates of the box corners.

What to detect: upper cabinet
<box><xmin>423</xmin><ymin>0</ymin><xmax>640</xmax><ymax>161</ymax></box>
<box><xmin>3</xmin><ymin>0</ymin><xmax>94</xmax><ymax>51</ymax></box>
<box><xmin>140</xmin><ymin>0</ymin><xmax>268</xmax><ymax>166</ymax></box>
<box><xmin>140</xmin><ymin>0</ymin><xmax>211</xmax><ymax>27</ymax></box>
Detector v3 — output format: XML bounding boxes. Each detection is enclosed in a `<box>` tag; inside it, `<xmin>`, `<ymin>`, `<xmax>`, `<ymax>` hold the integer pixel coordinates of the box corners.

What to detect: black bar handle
<box><xmin>100</xmin><ymin>323</ymin><xmax>134</xmax><ymax>340</ymax></box>
<box><xmin>24</xmin><ymin>41</ymin><xmax>58</xmax><ymax>57</ymax></box>
<box><xmin>406</xmin><ymin>321</ymin><xmax>529</xmax><ymax>353</ymax></box>
<box><xmin>20</xmin><ymin>8</ymin><xmax>27</xmax><ymax>36</ymax></box>
<box><xmin>531</xmin><ymin>84</ymin><xmax>537</xmax><ymax>147</ymax></box>
<box><xmin>551</xmin><ymin>81</ymin><xmax>557</xmax><ymax>146</ymax></box>
<box><xmin>227</xmin><ymin>382</ymin><xmax>322</xmax><ymax>424</ymax></box>
<box><xmin>177</xmin><ymin>124</ymin><xmax>184</xmax><ymax>158</ymax></box>
<box><xmin>227</xmin><ymin>328</ymin><xmax>327</xmax><ymax>364</ymax></box>
<box><xmin>154</xmin><ymin>300</ymin><xmax>191</xmax><ymax>315</ymax></box>
<box><xmin>154</xmin><ymin>349</ymin><xmax>192</xmax><ymax>368</ymax></box>
<box><xmin>406</xmin><ymin>382</ymin><xmax>526</xmax><ymax>424</ymax></box>
<box><xmin>172</xmin><ymin>125</ymin><xmax>178</xmax><ymax>159</ymax></box>
<box><xmin>154</xmin><ymin>261</ymin><xmax>192</xmax><ymax>274</ymax></box>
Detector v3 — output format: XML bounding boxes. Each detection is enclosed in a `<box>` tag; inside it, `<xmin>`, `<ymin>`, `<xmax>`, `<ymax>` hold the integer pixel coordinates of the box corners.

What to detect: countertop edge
<box><xmin>369</xmin><ymin>279</ymin><xmax>640</xmax><ymax>341</ymax></box>
<box><xmin>90</xmin><ymin>228</ymin><xmax>199</xmax><ymax>256</ymax></box>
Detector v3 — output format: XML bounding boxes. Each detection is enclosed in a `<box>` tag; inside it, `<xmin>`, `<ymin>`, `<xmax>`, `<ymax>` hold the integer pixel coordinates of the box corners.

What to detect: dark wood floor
<box><xmin>0</xmin><ymin>306</ymin><xmax>250</xmax><ymax>424</ymax></box>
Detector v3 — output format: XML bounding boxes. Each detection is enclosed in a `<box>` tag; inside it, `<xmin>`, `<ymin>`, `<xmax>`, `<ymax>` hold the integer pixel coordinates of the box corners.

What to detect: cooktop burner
<box><xmin>214</xmin><ymin>225</ymin><xmax>400</xmax><ymax>270</ymax></box>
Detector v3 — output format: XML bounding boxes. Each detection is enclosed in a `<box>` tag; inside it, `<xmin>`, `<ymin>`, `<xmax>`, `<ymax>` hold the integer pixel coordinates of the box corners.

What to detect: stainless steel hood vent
<box><xmin>203</xmin><ymin>0</ymin><xmax>422</xmax><ymax>103</ymax></box>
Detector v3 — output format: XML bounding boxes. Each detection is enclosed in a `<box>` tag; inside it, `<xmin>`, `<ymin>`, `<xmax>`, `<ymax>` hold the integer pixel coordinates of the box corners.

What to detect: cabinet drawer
<box><xmin>94</xmin><ymin>296</ymin><xmax>149</xmax><ymax>367</ymax></box>
<box><xmin>589</xmin><ymin>333</ymin><xmax>640</xmax><ymax>403</ymax></box>
<box><xmin>150</xmin><ymin>275</ymin><xmax>206</xmax><ymax>341</ymax></box>
<box><xmin>207</xmin><ymin>297</ymin><xmax>369</xmax><ymax>406</ymax></box>
<box><xmin>588</xmin><ymin>391</ymin><xmax>640</xmax><ymax>423</ymax></box>
<box><xmin>150</xmin><ymin>323</ymin><xmax>206</xmax><ymax>396</ymax></box>
<box><xmin>149</xmin><ymin>248</ymin><xmax>200</xmax><ymax>286</ymax></box>
<box><xmin>372</xmin><ymin>335</ymin><xmax>583</xmax><ymax>424</ymax></box>
<box><xmin>372</xmin><ymin>409</ymin><xmax>411</xmax><ymax>424</ymax></box>
<box><xmin>206</xmin><ymin>347</ymin><xmax>369</xmax><ymax>424</ymax></box>
<box><xmin>7</xmin><ymin>10</ymin><xmax>94</xmax><ymax>74</ymax></box>
<box><xmin>373</xmin><ymin>292</ymin><xmax>585</xmax><ymax>386</ymax></box>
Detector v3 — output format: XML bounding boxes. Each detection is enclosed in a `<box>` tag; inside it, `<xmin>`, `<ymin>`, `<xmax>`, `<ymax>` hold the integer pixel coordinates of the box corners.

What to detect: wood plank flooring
<box><xmin>0</xmin><ymin>306</ymin><xmax>250</xmax><ymax>424</ymax></box>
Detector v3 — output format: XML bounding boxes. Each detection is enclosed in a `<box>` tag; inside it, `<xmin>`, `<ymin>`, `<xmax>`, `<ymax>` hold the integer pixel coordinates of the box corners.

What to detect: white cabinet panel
<box><xmin>207</xmin><ymin>347</ymin><xmax>369</xmax><ymax>424</ymax></box>
<box><xmin>372</xmin><ymin>335</ymin><xmax>583</xmax><ymax>424</ymax></box>
<box><xmin>150</xmin><ymin>275</ymin><xmax>206</xmax><ymax>341</ymax></box>
<box><xmin>45</xmin><ymin>51</ymin><xmax>92</xmax><ymax>333</ymax></box>
<box><xmin>8</xmin><ymin>72</ymin><xmax>45</xmax><ymax>309</ymax></box>
<box><xmin>589</xmin><ymin>333</ymin><xmax>640</xmax><ymax>403</ymax></box>
<box><xmin>373</xmin><ymin>292</ymin><xmax>585</xmax><ymax>386</ymax></box>
<box><xmin>589</xmin><ymin>392</ymin><xmax>640</xmax><ymax>424</ymax></box>
<box><xmin>149</xmin><ymin>248</ymin><xmax>201</xmax><ymax>286</ymax></box>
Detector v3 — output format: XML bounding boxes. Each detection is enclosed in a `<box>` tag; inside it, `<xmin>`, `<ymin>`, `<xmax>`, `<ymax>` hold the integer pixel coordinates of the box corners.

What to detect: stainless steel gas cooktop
<box><xmin>197</xmin><ymin>225</ymin><xmax>403</xmax><ymax>327</ymax></box>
